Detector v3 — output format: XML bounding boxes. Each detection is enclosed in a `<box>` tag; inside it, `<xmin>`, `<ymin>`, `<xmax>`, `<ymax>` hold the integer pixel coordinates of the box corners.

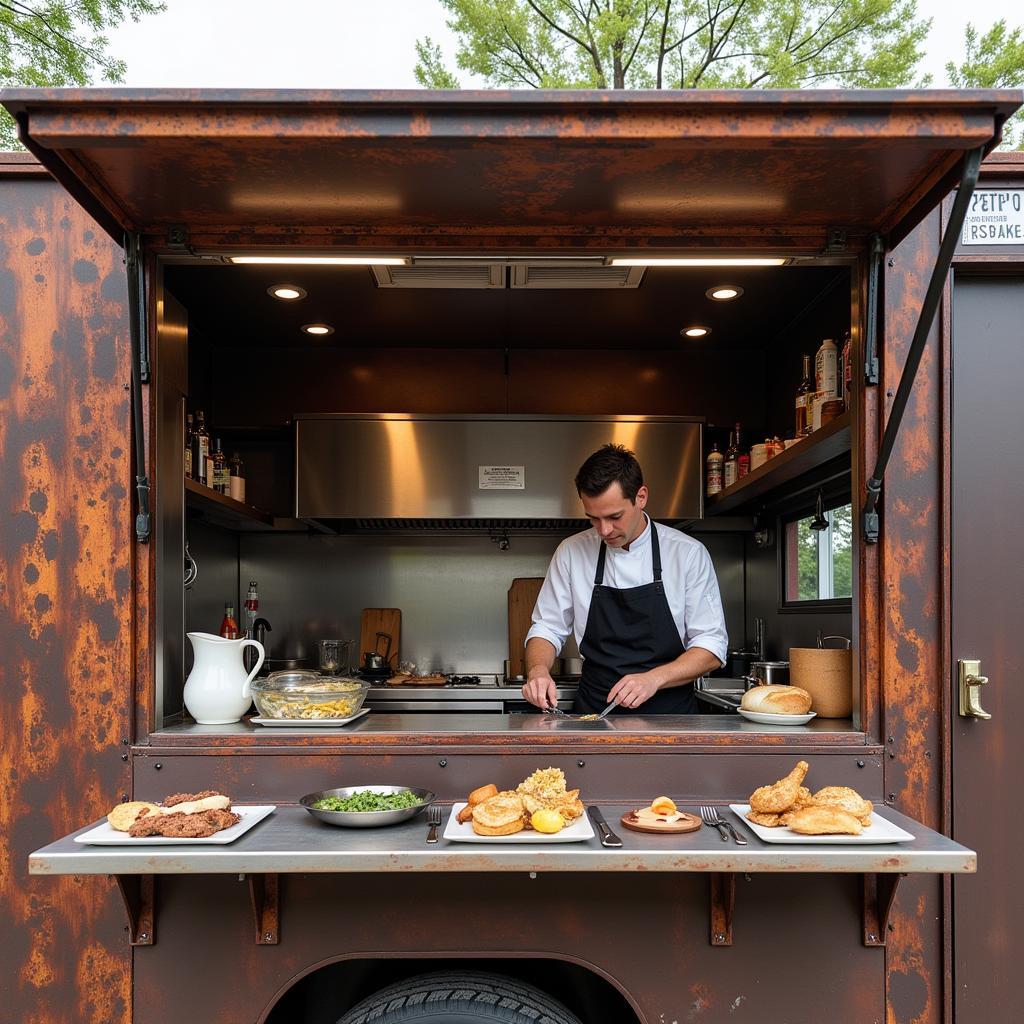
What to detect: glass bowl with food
<box><xmin>300</xmin><ymin>785</ymin><xmax>436</xmax><ymax>828</ymax></box>
<box><xmin>250</xmin><ymin>672</ymin><xmax>370</xmax><ymax>721</ymax></box>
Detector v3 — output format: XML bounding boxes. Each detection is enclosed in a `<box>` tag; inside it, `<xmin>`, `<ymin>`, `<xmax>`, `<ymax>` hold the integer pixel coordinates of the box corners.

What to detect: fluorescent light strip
<box><xmin>609</xmin><ymin>257</ymin><xmax>787</xmax><ymax>267</ymax></box>
<box><xmin>230</xmin><ymin>256</ymin><xmax>409</xmax><ymax>266</ymax></box>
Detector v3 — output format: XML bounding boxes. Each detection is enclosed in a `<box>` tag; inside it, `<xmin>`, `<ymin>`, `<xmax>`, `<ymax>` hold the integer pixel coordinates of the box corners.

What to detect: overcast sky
<box><xmin>104</xmin><ymin>0</ymin><xmax>1022</xmax><ymax>90</ymax></box>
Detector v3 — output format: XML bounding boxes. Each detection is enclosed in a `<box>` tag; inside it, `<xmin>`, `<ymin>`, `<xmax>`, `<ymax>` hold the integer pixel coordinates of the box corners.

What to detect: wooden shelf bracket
<box><xmin>114</xmin><ymin>874</ymin><xmax>155</xmax><ymax>946</ymax></box>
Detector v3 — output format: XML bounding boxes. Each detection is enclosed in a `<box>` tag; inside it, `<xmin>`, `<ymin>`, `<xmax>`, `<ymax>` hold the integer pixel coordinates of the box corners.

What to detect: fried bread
<box><xmin>471</xmin><ymin>791</ymin><xmax>526</xmax><ymax>836</ymax></box>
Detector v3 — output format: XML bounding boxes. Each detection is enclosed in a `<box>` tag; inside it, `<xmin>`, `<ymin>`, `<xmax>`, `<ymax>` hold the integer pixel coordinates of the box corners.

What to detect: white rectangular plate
<box><xmin>729</xmin><ymin>804</ymin><xmax>914</xmax><ymax>844</ymax></box>
<box><xmin>251</xmin><ymin>709</ymin><xmax>369</xmax><ymax>727</ymax></box>
<box><xmin>75</xmin><ymin>805</ymin><xmax>276</xmax><ymax>845</ymax></box>
<box><xmin>443</xmin><ymin>803</ymin><xmax>595</xmax><ymax>844</ymax></box>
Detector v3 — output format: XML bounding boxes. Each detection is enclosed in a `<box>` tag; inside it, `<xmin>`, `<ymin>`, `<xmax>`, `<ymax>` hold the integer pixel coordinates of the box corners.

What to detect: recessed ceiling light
<box><xmin>706</xmin><ymin>285</ymin><xmax>743</xmax><ymax>301</ymax></box>
<box><xmin>609</xmin><ymin>257</ymin><xmax>787</xmax><ymax>267</ymax></box>
<box><xmin>681</xmin><ymin>326</ymin><xmax>711</xmax><ymax>338</ymax></box>
<box><xmin>231</xmin><ymin>255</ymin><xmax>408</xmax><ymax>265</ymax></box>
<box><xmin>268</xmin><ymin>285</ymin><xmax>307</xmax><ymax>300</ymax></box>
<box><xmin>301</xmin><ymin>323</ymin><xmax>334</xmax><ymax>336</ymax></box>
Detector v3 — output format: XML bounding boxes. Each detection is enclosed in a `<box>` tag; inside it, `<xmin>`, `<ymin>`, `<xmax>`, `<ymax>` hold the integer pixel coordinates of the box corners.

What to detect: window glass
<box><xmin>784</xmin><ymin>503</ymin><xmax>853</xmax><ymax>602</ymax></box>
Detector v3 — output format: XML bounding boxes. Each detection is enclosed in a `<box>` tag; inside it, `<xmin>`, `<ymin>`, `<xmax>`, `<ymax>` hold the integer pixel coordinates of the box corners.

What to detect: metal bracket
<box><xmin>864</xmin><ymin>234</ymin><xmax>883</xmax><ymax>385</ymax></box>
<box><xmin>114</xmin><ymin>874</ymin><xmax>155</xmax><ymax>945</ymax></box>
<box><xmin>825</xmin><ymin>227</ymin><xmax>848</xmax><ymax>253</ymax></box>
<box><xmin>166</xmin><ymin>224</ymin><xmax>190</xmax><ymax>251</ymax></box>
<box><xmin>863</xmin><ymin>872</ymin><xmax>905</xmax><ymax>946</ymax></box>
<box><xmin>709</xmin><ymin>873</ymin><xmax>735</xmax><ymax>946</ymax></box>
<box><xmin>124</xmin><ymin>230</ymin><xmax>152</xmax><ymax>543</ymax></box>
<box><xmin>861</xmin><ymin>145</ymin><xmax>985</xmax><ymax>543</ymax></box>
<box><xmin>248</xmin><ymin>873</ymin><xmax>280</xmax><ymax>944</ymax></box>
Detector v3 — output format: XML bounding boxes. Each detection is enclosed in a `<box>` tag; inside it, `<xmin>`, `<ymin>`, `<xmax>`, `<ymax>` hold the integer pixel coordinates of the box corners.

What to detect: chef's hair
<box><xmin>575</xmin><ymin>444</ymin><xmax>644</xmax><ymax>502</ymax></box>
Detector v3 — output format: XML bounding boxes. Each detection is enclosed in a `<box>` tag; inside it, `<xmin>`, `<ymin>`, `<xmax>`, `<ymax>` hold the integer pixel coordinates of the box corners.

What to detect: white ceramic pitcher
<box><xmin>183</xmin><ymin>632</ymin><xmax>265</xmax><ymax>725</ymax></box>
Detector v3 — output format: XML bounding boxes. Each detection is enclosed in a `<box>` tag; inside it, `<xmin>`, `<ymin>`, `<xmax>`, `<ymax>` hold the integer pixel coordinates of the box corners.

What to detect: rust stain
<box><xmin>0</xmin><ymin>177</ymin><xmax>132</xmax><ymax>1022</ymax></box>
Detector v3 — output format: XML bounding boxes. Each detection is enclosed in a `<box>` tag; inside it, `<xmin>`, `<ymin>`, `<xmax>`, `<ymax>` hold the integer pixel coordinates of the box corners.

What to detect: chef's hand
<box><xmin>523</xmin><ymin>671</ymin><xmax>558</xmax><ymax>710</ymax></box>
<box><xmin>608</xmin><ymin>672</ymin><xmax>662</xmax><ymax>709</ymax></box>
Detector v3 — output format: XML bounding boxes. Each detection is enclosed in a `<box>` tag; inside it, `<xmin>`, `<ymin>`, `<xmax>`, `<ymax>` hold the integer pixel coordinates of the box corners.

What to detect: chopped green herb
<box><xmin>312</xmin><ymin>790</ymin><xmax>422</xmax><ymax>813</ymax></box>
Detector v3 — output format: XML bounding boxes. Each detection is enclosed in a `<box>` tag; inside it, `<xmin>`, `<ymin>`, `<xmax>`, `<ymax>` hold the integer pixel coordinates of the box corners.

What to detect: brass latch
<box><xmin>959</xmin><ymin>660</ymin><xmax>991</xmax><ymax>720</ymax></box>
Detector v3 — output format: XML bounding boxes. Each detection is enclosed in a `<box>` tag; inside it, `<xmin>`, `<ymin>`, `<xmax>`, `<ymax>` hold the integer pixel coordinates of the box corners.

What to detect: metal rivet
<box><xmin>577</xmin><ymin>760</ymin><xmax>585</xmax><ymax>768</ymax></box>
<box><xmin>887</xmin><ymin>793</ymin><xmax>896</xmax><ymax>802</ymax></box>
<box><xmin>887</xmin><ymin>258</ymin><xmax>895</xmax><ymax>267</ymax></box>
<box><xmin>888</xmin><ymin>922</ymin><xmax>895</xmax><ymax>931</ymax></box>
<box><xmin>122</xmin><ymin>738</ymin><xmax>129</xmax><ymax>745</ymax></box>
<box><xmin>925</xmin><ymin>750</ymin><xmax>932</xmax><ymax>758</ymax></box>
<box><xmin>856</xmin><ymin>760</ymin><xmax>865</xmax><ymax>768</ymax></box>
<box><xmin>868</xmin><ymin>933</ymin><xmax>878</xmax><ymax>943</ymax></box>
<box><xmin>529</xmin><ymin>872</ymin><xmax>537</xmax><ymax>879</ymax></box>
<box><xmin>887</xmin><ymin>736</ymin><xmax>895</xmax><ymax>744</ymax></box>
<box><xmin>121</xmin><ymin>753</ymin><xmax>129</xmax><ymax>761</ymax></box>
<box><xmin>139</xmin><ymin>932</ymin><xmax>149</xmax><ymax>941</ymax></box>
<box><xmin>122</xmin><ymin>382</ymin><xmax>130</xmax><ymax>390</ymax></box>
<box><xmin>264</xmin><ymin>932</ymin><xmax>274</xmax><ymax>942</ymax></box>
<box><xmin>715</xmin><ymin>933</ymin><xmax>726</xmax><ymax>943</ymax></box>
<box><xmin>888</xmin><ymin>753</ymin><xmax>895</xmax><ymax>759</ymax></box>
<box><xmin>154</xmin><ymin>763</ymin><xmax>162</xmax><ymax>770</ymax></box>
<box><xmin>438</xmin><ymin>759</ymin><xmax>447</xmax><ymax>768</ymax></box>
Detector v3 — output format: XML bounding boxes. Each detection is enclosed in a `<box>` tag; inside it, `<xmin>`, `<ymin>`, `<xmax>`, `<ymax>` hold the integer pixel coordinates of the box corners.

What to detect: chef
<box><xmin>522</xmin><ymin>444</ymin><xmax>727</xmax><ymax>714</ymax></box>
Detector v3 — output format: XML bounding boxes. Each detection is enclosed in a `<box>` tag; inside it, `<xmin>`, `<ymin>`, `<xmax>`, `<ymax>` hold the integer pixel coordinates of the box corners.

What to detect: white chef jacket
<box><xmin>526</xmin><ymin>517</ymin><xmax>728</xmax><ymax>667</ymax></box>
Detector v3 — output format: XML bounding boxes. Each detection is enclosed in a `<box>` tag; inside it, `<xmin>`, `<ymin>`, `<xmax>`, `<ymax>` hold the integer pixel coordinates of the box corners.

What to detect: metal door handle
<box><xmin>959</xmin><ymin>659</ymin><xmax>991</xmax><ymax>720</ymax></box>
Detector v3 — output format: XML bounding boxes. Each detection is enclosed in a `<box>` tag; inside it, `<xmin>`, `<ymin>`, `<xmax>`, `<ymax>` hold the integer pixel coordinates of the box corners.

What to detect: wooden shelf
<box><xmin>705</xmin><ymin>411</ymin><xmax>851</xmax><ymax>516</ymax></box>
<box><xmin>185</xmin><ymin>478</ymin><xmax>275</xmax><ymax>530</ymax></box>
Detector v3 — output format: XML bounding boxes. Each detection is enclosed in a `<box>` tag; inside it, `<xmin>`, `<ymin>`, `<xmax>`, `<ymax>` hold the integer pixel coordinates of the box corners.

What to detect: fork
<box><xmin>425</xmin><ymin>804</ymin><xmax>442</xmax><ymax>844</ymax></box>
<box><xmin>700</xmin><ymin>805</ymin><xmax>747</xmax><ymax>844</ymax></box>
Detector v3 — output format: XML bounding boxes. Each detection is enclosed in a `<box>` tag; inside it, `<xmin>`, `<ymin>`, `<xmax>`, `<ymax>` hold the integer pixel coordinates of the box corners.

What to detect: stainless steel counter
<box><xmin>29</xmin><ymin>805</ymin><xmax>974</xmax><ymax>876</ymax></box>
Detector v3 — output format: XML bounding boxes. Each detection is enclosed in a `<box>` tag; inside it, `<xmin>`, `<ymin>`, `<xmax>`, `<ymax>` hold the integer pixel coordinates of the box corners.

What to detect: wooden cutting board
<box><xmin>507</xmin><ymin>578</ymin><xmax>544</xmax><ymax>678</ymax></box>
<box><xmin>620</xmin><ymin>810</ymin><xmax>703</xmax><ymax>835</ymax></box>
<box><xmin>360</xmin><ymin>608</ymin><xmax>401</xmax><ymax>670</ymax></box>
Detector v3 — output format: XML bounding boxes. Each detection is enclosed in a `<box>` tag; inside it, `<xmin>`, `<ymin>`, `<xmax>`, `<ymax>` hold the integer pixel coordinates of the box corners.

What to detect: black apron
<box><xmin>576</xmin><ymin>521</ymin><xmax>697</xmax><ymax>715</ymax></box>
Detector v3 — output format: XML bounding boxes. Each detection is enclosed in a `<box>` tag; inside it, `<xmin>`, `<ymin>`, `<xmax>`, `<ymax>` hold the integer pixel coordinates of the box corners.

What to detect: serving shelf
<box><xmin>185</xmin><ymin>478</ymin><xmax>275</xmax><ymax>530</ymax></box>
<box><xmin>705</xmin><ymin>411</ymin><xmax>851</xmax><ymax>516</ymax></box>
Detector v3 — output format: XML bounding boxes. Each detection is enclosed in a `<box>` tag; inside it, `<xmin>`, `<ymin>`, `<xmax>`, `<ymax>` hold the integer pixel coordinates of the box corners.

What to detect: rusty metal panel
<box><xmin>879</xmin><ymin>211</ymin><xmax>946</xmax><ymax>1024</ymax></box>
<box><xmin>0</xmin><ymin>176</ymin><xmax>133</xmax><ymax>1022</ymax></box>
<box><xmin>132</xmin><ymin>871</ymin><xmax>885</xmax><ymax>1024</ymax></box>
<box><xmin>2</xmin><ymin>89</ymin><xmax>1018</xmax><ymax>242</ymax></box>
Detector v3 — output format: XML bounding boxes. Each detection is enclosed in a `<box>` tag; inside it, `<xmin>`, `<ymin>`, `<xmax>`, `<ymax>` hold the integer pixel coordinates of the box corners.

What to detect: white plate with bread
<box><xmin>738</xmin><ymin>683</ymin><xmax>816</xmax><ymax>724</ymax></box>
<box><xmin>443</xmin><ymin>803</ymin><xmax>595</xmax><ymax>844</ymax></box>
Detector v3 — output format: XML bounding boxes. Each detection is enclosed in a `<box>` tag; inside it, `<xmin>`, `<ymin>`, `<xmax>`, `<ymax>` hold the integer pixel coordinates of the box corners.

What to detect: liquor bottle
<box><xmin>192</xmin><ymin>410</ymin><xmax>210</xmax><ymax>486</ymax></box>
<box><xmin>210</xmin><ymin>438</ymin><xmax>228</xmax><ymax>494</ymax></box>
<box><xmin>723</xmin><ymin>429</ymin><xmax>739</xmax><ymax>488</ymax></box>
<box><xmin>184</xmin><ymin>413</ymin><xmax>194</xmax><ymax>480</ymax></box>
<box><xmin>841</xmin><ymin>331</ymin><xmax>852</xmax><ymax>410</ymax></box>
<box><xmin>219</xmin><ymin>604</ymin><xmax>239</xmax><ymax>640</ymax></box>
<box><xmin>815</xmin><ymin>337</ymin><xmax>839</xmax><ymax>399</ymax></box>
<box><xmin>737</xmin><ymin>423</ymin><xmax>751</xmax><ymax>478</ymax></box>
<box><xmin>244</xmin><ymin>581</ymin><xmax>259</xmax><ymax>637</ymax></box>
<box><xmin>706</xmin><ymin>442</ymin><xmax>724</xmax><ymax>496</ymax></box>
<box><xmin>228</xmin><ymin>451</ymin><xmax>245</xmax><ymax>502</ymax></box>
<box><xmin>795</xmin><ymin>354</ymin><xmax>813</xmax><ymax>436</ymax></box>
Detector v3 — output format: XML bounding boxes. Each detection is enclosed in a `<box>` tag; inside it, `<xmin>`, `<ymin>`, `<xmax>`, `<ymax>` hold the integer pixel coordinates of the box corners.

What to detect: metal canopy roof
<box><xmin>2</xmin><ymin>88</ymin><xmax>1020</xmax><ymax>248</ymax></box>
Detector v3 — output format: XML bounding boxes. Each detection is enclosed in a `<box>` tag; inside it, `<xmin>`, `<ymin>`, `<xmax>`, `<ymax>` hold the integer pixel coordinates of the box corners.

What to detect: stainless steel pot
<box><xmin>743</xmin><ymin>660</ymin><xmax>790</xmax><ymax>690</ymax></box>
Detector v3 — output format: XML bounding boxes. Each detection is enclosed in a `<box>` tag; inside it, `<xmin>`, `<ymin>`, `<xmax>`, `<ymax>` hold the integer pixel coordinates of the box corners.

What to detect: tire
<box><xmin>337</xmin><ymin>970</ymin><xmax>582</xmax><ymax>1024</ymax></box>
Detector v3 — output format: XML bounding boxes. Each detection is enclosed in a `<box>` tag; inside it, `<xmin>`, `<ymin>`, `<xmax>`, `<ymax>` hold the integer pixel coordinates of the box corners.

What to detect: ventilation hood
<box><xmin>372</xmin><ymin>260</ymin><xmax>645</xmax><ymax>290</ymax></box>
<box><xmin>295</xmin><ymin>415</ymin><xmax>703</xmax><ymax>528</ymax></box>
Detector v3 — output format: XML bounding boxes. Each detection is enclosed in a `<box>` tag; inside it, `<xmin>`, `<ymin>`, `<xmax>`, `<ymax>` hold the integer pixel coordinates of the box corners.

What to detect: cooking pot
<box><xmin>743</xmin><ymin>660</ymin><xmax>790</xmax><ymax>690</ymax></box>
<box><xmin>361</xmin><ymin>632</ymin><xmax>393</xmax><ymax>675</ymax></box>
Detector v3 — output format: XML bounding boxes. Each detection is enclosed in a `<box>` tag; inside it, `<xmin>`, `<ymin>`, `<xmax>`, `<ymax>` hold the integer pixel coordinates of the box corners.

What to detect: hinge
<box><xmin>825</xmin><ymin>228</ymin><xmax>848</xmax><ymax>253</ymax></box>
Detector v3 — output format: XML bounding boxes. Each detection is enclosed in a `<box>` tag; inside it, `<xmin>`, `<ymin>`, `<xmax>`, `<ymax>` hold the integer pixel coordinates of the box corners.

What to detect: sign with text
<box><xmin>961</xmin><ymin>190</ymin><xmax>1024</xmax><ymax>245</ymax></box>
<box><xmin>479</xmin><ymin>465</ymin><xmax>525</xmax><ymax>490</ymax></box>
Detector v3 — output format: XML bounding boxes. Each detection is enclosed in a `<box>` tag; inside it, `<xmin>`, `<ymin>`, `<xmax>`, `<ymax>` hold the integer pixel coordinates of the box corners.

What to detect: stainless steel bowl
<box><xmin>299</xmin><ymin>785</ymin><xmax>435</xmax><ymax>828</ymax></box>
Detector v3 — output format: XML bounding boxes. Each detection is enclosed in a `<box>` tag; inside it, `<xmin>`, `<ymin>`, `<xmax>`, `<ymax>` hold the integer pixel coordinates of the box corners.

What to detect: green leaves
<box><xmin>1</xmin><ymin>0</ymin><xmax>165</xmax><ymax>148</ymax></box>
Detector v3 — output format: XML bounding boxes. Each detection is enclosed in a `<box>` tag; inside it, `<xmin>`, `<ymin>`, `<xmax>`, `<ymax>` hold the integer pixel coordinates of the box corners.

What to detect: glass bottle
<box><xmin>244</xmin><ymin>581</ymin><xmax>259</xmax><ymax>637</ymax></box>
<box><xmin>795</xmin><ymin>354</ymin><xmax>813</xmax><ymax>436</ymax></box>
<box><xmin>192</xmin><ymin>410</ymin><xmax>210</xmax><ymax>486</ymax></box>
<box><xmin>184</xmin><ymin>413</ymin><xmax>194</xmax><ymax>480</ymax></box>
<box><xmin>210</xmin><ymin>438</ymin><xmax>227</xmax><ymax>494</ymax></box>
<box><xmin>219</xmin><ymin>604</ymin><xmax>239</xmax><ymax>640</ymax></box>
<box><xmin>723</xmin><ymin>429</ymin><xmax>738</xmax><ymax>488</ymax></box>
<box><xmin>706</xmin><ymin>442</ymin><xmax>724</xmax><ymax>496</ymax></box>
<box><xmin>228</xmin><ymin>451</ymin><xmax>245</xmax><ymax>502</ymax></box>
<box><xmin>737</xmin><ymin>423</ymin><xmax>751</xmax><ymax>478</ymax></box>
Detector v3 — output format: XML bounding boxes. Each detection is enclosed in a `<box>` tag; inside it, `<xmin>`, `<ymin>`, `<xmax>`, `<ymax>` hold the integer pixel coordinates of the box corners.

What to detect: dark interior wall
<box><xmin>183</xmin><ymin>519</ymin><xmax>240</xmax><ymax>682</ymax></box>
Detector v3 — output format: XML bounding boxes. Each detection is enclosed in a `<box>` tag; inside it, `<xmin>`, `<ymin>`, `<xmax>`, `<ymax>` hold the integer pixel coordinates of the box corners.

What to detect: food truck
<box><xmin>0</xmin><ymin>88</ymin><xmax>1021</xmax><ymax>1024</ymax></box>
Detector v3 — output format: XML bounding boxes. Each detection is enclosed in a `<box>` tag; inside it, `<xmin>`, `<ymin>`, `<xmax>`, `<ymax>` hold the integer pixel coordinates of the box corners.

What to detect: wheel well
<box><xmin>263</xmin><ymin>955</ymin><xmax>642</xmax><ymax>1024</ymax></box>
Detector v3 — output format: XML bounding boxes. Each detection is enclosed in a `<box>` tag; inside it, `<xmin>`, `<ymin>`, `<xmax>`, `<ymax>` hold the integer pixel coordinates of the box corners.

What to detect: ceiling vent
<box><xmin>372</xmin><ymin>263</ymin><xmax>505</xmax><ymax>288</ymax></box>
<box><xmin>510</xmin><ymin>263</ymin><xmax>645</xmax><ymax>289</ymax></box>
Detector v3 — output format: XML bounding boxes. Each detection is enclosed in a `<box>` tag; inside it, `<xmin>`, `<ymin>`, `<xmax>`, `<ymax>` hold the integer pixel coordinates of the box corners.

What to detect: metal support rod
<box><xmin>864</xmin><ymin>234</ymin><xmax>883</xmax><ymax>385</ymax></box>
<box><xmin>862</xmin><ymin>146</ymin><xmax>984</xmax><ymax>544</ymax></box>
<box><xmin>124</xmin><ymin>232</ymin><xmax>152</xmax><ymax>543</ymax></box>
<box><xmin>709</xmin><ymin>872</ymin><xmax>735</xmax><ymax>946</ymax></box>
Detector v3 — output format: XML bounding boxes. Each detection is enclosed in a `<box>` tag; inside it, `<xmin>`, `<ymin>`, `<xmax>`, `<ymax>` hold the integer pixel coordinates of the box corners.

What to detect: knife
<box><xmin>596</xmin><ymin>697</ymin><xmax>621</xmax><ymax>720</ymax></box>
<box><xmin>588</xmin><ymin>806</ymin><xmax>623</xmax><ymax>847</ymax></box>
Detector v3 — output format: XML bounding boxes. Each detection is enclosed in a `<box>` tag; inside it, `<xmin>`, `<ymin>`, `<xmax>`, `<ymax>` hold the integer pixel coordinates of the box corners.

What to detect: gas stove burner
<box><xmin>447</xmin><ymin>674</ymin><xmax>482</xmax><ymax>687</ymax></box>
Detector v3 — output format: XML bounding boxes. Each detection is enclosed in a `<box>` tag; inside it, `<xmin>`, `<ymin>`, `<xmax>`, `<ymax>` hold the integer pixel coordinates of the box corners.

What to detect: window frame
<box><xmin>777</xmin><ymin>490</ymin><xmax>854</xmax><ymax>614</ymax></box>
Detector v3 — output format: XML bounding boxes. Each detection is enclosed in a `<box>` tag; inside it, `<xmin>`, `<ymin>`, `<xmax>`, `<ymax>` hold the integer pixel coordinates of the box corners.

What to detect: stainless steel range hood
<box><xmin>295</xmin><ymin>415</ymin><xmax>703</xmax><ymax>527</ymax></box>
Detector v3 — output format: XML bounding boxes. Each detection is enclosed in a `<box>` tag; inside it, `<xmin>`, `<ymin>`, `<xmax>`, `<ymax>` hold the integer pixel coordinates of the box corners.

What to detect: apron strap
<box><xmin>650</xmin><ymin>518</ymin><xmax>662</xmax><ymax>583</ymax></box>
<box><xmin>594</xmin><ymin>540</ymin><xmax>608</xmax><ymax>585</ymax></box>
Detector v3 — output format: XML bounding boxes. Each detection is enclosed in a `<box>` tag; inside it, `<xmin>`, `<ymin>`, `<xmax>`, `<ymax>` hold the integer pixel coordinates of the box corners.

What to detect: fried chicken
<box><xmin>746</xmin><ymin>810</ymin><xmax>783</xmax><ymax>827</ymax></box>
<box><xmin>128</xmin><ymin>807</ymin><xmax>240</xmax><ymax>839</ymax></box>
<box><xmin>786</xmin><ymin>805</ymin><xmax>863</xmax><ymax>836</ymax></box>
<box><xmin>749</xmin><ymin>761</ymin><xmax>810</xmax><ymax>813</ymax></box>
<box><xmin>162</xmin><ymin>790</ymin><xmax>223</xmax><ymax>807</ymax></box>
<box><xmin>811</xmin><ymin>786</ymin><xmax>873</xmax><ymax>826</ymax></box>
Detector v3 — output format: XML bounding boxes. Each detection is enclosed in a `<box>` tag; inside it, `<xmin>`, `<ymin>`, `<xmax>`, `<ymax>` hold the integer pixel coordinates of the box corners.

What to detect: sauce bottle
<box><xmin>219</xmin><ymin>604</ymin><xmax>239</xmax><ymax>640</ymax></box>
<box><xmin>706</xmin><ymin>442</ymin><xmax>724</xmax><ymax>496</ymax></box>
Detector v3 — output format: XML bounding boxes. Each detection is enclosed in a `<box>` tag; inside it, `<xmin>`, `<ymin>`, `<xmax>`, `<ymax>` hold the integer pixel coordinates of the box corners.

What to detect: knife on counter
<box><xmin>588</xmin><ymin>806</ymin><xmax>623</xmax><ymax>847</ymax></box>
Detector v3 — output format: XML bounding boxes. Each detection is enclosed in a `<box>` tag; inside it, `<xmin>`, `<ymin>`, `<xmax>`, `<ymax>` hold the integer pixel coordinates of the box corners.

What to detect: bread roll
<box><xmin>740</xmin><ymin>684</ymin><xmax>812</xmax><ymax>715</ymax></box>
